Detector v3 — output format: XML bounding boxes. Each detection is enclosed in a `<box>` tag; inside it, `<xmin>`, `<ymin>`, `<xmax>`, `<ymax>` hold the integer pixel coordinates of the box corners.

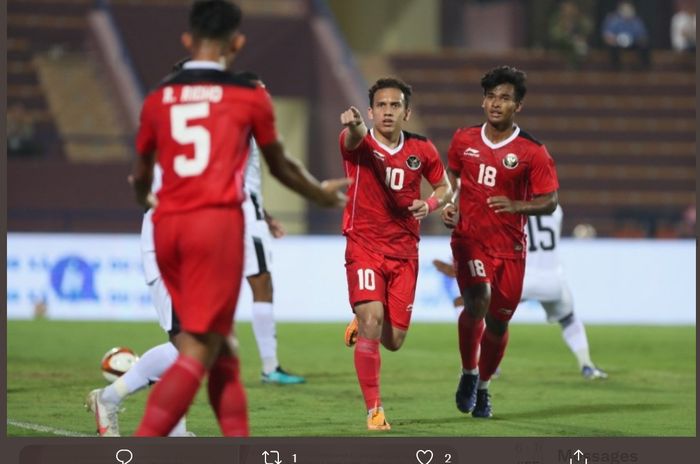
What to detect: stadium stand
<box><xmin>7</xmin><ymin>0</ymin><xmax>142</xmax><ymax>232</ymax></box>
<box><xmin>7</xmin><ymin>0</ymin><xmax>695</xmax><ymax>237</ymax></box>
<box><xmin>390</xmin><ymin>50</ymin><xmax>695</xmax><ymax>237</ymax></box>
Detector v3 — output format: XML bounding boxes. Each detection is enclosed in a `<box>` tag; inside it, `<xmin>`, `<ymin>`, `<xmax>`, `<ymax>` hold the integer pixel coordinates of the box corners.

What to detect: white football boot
<box><xmin>85</xmin><ymin>388</ymin><xmax>120</xmax><ymax>436</ymax></box>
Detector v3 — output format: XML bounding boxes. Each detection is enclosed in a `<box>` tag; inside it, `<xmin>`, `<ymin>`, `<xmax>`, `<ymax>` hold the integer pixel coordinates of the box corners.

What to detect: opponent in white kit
<box><xmin>86</xmin><ymin>142</ymin><xmax>303</xmax><ymax>437</ymax></box>
<box><xmin>434</xmin><ymin>205</ymin><xmax>608</xmax><ymax>380</ymax></box>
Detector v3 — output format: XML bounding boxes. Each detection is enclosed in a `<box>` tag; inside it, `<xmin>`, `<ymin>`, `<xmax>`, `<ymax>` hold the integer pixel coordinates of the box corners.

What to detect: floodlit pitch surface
<box><xmin>7</xmin><ymin>320</ymin><xmax>695</xmax><ymax>437</ymax></box>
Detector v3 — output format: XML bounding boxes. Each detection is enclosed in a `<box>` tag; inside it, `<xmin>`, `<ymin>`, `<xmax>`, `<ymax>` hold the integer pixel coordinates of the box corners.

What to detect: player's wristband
<box><xmin>425</xmin><ymin>196</ymin><xmax>440</xmax><ymax>213</ymax></box>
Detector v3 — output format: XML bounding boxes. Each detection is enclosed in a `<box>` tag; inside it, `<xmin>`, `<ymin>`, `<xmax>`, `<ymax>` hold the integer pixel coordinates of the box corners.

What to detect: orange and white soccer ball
<box><xmin>101</xmin><ymin>347</ymin><xmax>139</xmax><ymax>383</ymax></box>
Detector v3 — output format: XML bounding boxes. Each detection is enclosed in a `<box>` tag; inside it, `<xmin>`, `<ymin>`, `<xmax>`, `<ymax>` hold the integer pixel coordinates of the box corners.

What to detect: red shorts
<box><xmin>154</xmin><ymin>207</ymin><xmax>244</xmax><ymax>336</ymax></box>
<box><xmin>345</xmin><ymin>238</ymin><xmax>417</xmax><ymax>331</ymax></box>
<box><xmin>450</xmin><ymin>239</ymin><xmax>525</xmax><ymax>322</ymax></box>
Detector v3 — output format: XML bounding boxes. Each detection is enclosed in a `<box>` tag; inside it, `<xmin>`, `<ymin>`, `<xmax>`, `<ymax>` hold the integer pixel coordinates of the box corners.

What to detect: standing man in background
<box><xmin>340</xmin><ymin>77</ymin><xmax>451</xmax><ymax>430</ymax></box>
<box><xmin>131</xmin><ymin>0</ymin><xmax>347</xmax><ymax>436</ymax></box>
<box><xmin>443</xmin><ymin>66</ymin><xmax>559</xmax><ymax>419</ymax></box>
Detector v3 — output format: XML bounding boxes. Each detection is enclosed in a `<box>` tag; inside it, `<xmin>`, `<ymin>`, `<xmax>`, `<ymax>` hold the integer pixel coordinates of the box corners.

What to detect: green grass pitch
<box><xmin>6</xmin><ymin>320</ymin><xmax>695</xmax><ymax>437</ymax></box>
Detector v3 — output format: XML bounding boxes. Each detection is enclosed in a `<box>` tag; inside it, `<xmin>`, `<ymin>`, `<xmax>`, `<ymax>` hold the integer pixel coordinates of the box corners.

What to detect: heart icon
<box><xmin>416</xmin><ymin>449</ymin><xmax>434</xmax><ymax>464</ymax></box>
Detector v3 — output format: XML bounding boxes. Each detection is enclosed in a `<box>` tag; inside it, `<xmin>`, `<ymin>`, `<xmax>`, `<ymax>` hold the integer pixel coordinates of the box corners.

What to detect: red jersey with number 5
<box><xmin>136</xmin><ymin>68</ymin><xmax>278</xmax><ymax>223</ymax></box>
<box><xmin>447</xmin><ymin>124</ymin><xmax>559</xmax><ymax>259</ymax></box>
<box><xmin>340</xmin><ymin>128</ymin><xmax>445</xmax><ymax>259</ymax></box>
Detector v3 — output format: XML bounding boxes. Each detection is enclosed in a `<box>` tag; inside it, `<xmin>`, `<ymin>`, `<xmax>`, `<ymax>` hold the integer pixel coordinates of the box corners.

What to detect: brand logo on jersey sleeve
<box><xmin>463</xmin><ymin>147</ymin><xmax>480</xmax><ymax>157</ymax></box>
<box><xmin>498</xmin><ymin>308</ymin><xmax>514</xmax><ymax>316</ymax></box>
<box><xmin>372</xmin><ymin>150</ymin><xmax>386</xmax><ymax>161</ymax></box>
<box><xmin>503</xmin><ymin>153</ymin><xmax>519</xmax><ymax>169</ymax></box>
<box><xmin>406</xmin><ymin>155</ymin><xmax>421</xmax><ymax>170</ymax></box>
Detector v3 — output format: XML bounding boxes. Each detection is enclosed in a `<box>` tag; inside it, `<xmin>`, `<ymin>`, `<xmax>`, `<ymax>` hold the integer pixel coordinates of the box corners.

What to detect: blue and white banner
<box><xmin>7</xmin><ymin>233</ymin><xmax>153</xmax><ymax>321</ymax></box>
<box><xmin>6</xmin><ymin>233</ymin><xmax>696</xmax><ymax>324</ymax></box>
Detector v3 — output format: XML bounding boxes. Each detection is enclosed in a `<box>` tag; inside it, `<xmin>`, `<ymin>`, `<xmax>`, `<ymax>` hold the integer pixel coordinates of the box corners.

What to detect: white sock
<box><xmin>168</xmin><ymin>416</ymin><xmax>188</xmax><ymax>436</ymax></box>
<box><xmin>477</xmin><ymin>379</ymin><xmax>490</xmax><ymax>390</ymax></box>
<box><xmin>101</xmin><ymin>342</ymin><xmax>178</xmax><ymax>405</ymax></box>
<box><xmin>252</xmin><ymin>302</ymin><xmax>278</xmax><ymax>374</ymax></box>
<box><xmin>462</xmin><ymin>367</ymin><xmax>479</xmax><ymax>375</ymax></box>
<box><xmin>560</xmin><ymin>316</ymin><xmax>593</xmax><ymax>369</ymax></box>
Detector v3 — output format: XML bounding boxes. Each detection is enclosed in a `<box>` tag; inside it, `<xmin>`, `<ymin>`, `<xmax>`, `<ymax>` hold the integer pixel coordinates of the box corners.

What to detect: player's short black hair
<box><xmin>481</xmin><ymin>66</ymin><xmax>527</xmax><ymax>102</ymax></box>
<box><xmin>189</xmin><ymin>0</ymin><xmax>242</xmax><ymax>41</ymax></box>
<box><xmin>369</xmin><ymin>77</ymin><xmax>412</xmax><ymax>108</ymax></box>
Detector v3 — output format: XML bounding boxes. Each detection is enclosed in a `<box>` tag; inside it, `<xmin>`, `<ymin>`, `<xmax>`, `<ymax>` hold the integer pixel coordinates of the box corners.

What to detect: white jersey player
<box><xmin>242</xmin><ymin>140</ymin><xmax>305</xmax><ymax>384</ymax></box>
<box><xmin>520</xmin><ymin>205</ymin><xmax>607</xmax><ymax>379</ymax></box>
<box><xmin>86</xmin><ymin>142</ymin><xmax>304</xmax><ymax>436</ymax></box>
<box><xmin>434</xmin><ymin>205</ymin><xmax>607</xmax><ymax>379</ymax></box>
<box><xmin>86</xmin><ymin>164</ymin><xmax>189</xmax><ymax>436</ymax></box>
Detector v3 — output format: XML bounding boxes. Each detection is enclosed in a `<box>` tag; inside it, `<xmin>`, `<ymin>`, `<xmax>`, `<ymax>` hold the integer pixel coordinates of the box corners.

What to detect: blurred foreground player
<box><xmin>442</xmin><ymin>66</ymin><xmax>559</xmax><ymax>418</ymax></box>
<box><xmin>86</xmin><ymin>140</ymin><xmax>305</xmax><ymax>435</ymax></box>
<box><xmin>340</xmin><ymin>78</ymin><xmax>451</xmax><ymax>430</ymax></box>
<box><xmin>130</xmin><ymin>0</ymin><xmax>347</xmax><ymax>436</ymax></box>
<box><xmin>433</xmin><ymin>205</ymin><xmax>607</xmax><ymax>381</ymax></box>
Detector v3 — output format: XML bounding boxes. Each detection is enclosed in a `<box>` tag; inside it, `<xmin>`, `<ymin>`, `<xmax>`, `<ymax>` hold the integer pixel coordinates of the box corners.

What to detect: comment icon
<box><xmin>116</xmin><ymin>449</ymin><xmax>134</xmax><ymax>464</ymax></box>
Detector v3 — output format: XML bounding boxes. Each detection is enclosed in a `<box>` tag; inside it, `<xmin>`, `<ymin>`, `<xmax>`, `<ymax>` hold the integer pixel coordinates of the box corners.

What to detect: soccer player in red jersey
<box><xmin>340</xmin><ymin>78</ymin><xmax>452</xmax><ymax>430</ymax></box>
<box><xmin>442</xmin><ymin>66</ymin><xmax>559</xmax><ymax>418</ymax></box>
<box><xmin>130</xmin><ymin>0</ymin><xmax>347</xmax><ymax>436</ymax></box>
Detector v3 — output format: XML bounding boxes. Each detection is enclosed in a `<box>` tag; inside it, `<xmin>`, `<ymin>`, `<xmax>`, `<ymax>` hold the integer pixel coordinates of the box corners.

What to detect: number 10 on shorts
<box><xmin>357</xmin><ymin>269</ymin><xmax>376</xmax><ymax>290</ymax></box>
<box><xmin>467</xmin><ymin>259</ymin><xmax>486</xmax><ymax>277</ymax></box>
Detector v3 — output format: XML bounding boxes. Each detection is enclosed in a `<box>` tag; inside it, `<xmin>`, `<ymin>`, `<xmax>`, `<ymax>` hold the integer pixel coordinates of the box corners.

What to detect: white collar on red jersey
<box><xmin>480</xmin><ymin>123</ymin><xmax>520</xmax><ymax>149</ymax></box>
<box><xmin>183</xmin><ymin>60</ymin><xmax>226</xmax><ymax>71</ymax></box>
<box><xmin>370</xmin><ymin>128</ymin><xmax>404</xmax><ymax>155</ymax></box>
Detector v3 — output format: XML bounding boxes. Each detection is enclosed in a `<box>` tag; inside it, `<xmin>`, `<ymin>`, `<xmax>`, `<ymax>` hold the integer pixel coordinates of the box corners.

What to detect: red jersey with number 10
<box><xmin>448</xmin><ymin>124</ymin><xmax>559</xmax><ymax>259</ymax></box>
<box><xmin>136</xmin><ymin>68</ymin><xmax>278</xmax><ymax>223</ymax></box>
<box><xmin>340</xmin><ymin>128</ymin><xmax>445</xmax><ymax>259</ymax></box>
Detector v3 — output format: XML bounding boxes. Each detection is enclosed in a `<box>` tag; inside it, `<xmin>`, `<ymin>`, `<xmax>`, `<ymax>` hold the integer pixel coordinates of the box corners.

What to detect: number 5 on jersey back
<box><xmin>171</xmin><ymin>102</ymin><xmax>211</xmax><ymax>177</ymax></box>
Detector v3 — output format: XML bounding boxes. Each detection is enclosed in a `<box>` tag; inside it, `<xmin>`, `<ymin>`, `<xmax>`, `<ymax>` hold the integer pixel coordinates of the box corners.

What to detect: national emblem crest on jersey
<box><xmin>503</xmin><ymin>153</ymin><xmax>519</xmax><ymax>169</ymax></box>
<box><xmin>406</xmin><ymin>155</ymin><xmax>421</xmax><ymax>170</ymax></box>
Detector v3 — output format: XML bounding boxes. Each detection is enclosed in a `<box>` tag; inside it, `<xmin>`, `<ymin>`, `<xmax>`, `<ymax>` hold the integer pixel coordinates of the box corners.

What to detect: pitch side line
<box><xmin>7</xmin><ymin>419</ymin><xmax>92</xmax><ymax>437</ymax></box>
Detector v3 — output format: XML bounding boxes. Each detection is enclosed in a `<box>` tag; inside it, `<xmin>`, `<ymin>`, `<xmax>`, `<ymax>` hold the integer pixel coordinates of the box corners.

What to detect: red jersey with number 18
<box><xmin>340</xmin><ymin>128</ymin><xmax>445</xmax><ymax>259</ymax></box>
<box><xmin>136</xmin><ymin>68</ymin><xmax>278</xmax><ymax>223</ymax></box>
<box><xmin>448</xmin><ymin>123</ymin><xmax>559</xmax><ymax>259</ymax></box>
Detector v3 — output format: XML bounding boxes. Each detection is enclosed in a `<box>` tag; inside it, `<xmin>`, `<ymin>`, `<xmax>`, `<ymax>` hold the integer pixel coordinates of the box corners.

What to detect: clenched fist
<box><xmin>340</xmin><ymin>106</ymin><xmax>364</xmax><ymax>127</ymax></box>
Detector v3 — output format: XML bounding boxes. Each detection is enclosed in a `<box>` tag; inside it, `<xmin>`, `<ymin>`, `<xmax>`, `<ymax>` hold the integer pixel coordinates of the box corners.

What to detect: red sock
<box><xmin>458</xmin><ymin>310</ymin><xmax>485</xmax><ymax>370</ymax></box>
<box><xmin>478</xmin><ymin>328</ymin><xmax>509</xmax><ymax>381</ymax></box>
<box><xmin>208</xmin><ymin>355</ymin><xmax>249</xmax><ymax>437</ymax></box>
<box><xmin>135</xmin><ymin>355</ymin><xmax>205</xmax><ymax>436</ymax></box>
<box><xmin>354</xmin><ymin>337</ymin><xmax>381</xmax><ymax>410</ymax></box>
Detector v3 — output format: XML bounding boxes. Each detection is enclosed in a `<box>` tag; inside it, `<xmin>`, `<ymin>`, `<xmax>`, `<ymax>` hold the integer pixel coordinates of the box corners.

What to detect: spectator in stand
<box><xmin>548</xmin><ymin>0</ymin><xmax>593</xmax><ymax>69</ymax></box>
<box><xmin>601</xmin><ymin>0</ymin><xmax>650</xmax><ymax>69</ymax></box>
<box><xmin>676</xmin><ymin>204</ymin><xmax>696</xmax><ymax>238</ymax></box>
<box><xmin>7</xmin><ymin>104</ymin><xmax>39</xmax><ymax>156</ymax></box>
<box><xmin>671</xmin><ymin>0</ymin><xmax>696</xmax><ymax>52</ymax></box>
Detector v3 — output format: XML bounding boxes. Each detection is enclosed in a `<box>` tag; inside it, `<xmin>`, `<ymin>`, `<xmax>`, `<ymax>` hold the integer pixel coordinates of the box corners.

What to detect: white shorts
<box><xmin>140</xmin><ymin>210</ymin><xmax>177</xmax><ymax>333</ymax></box>
<box><xmin>446</xmin><ymin>259</ymin><xmax>574</xmax><ymax>323</ymax></box>
<box><xmin>148</xmin><ymin>276</ymin><xmax>177</xmax><ymax>333</ymax></box>
<box><xmin>540</xmin><ymin>284</ymin><xmax>574</xmax><ymax>323</ymax></box>
<box><xmin>243</xmin><ymin>193</ymin><xmax>273</xmax><ymax>277</ymax></box>
<box><xmin>521</xmin><ymin>268</ymin><xmax>565</xmax><ymax>302</ymax></box>
<box><xmin>521</xmin><ymin>268</ymin><xmax>573</xmax><ymax>322</ymax></box>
